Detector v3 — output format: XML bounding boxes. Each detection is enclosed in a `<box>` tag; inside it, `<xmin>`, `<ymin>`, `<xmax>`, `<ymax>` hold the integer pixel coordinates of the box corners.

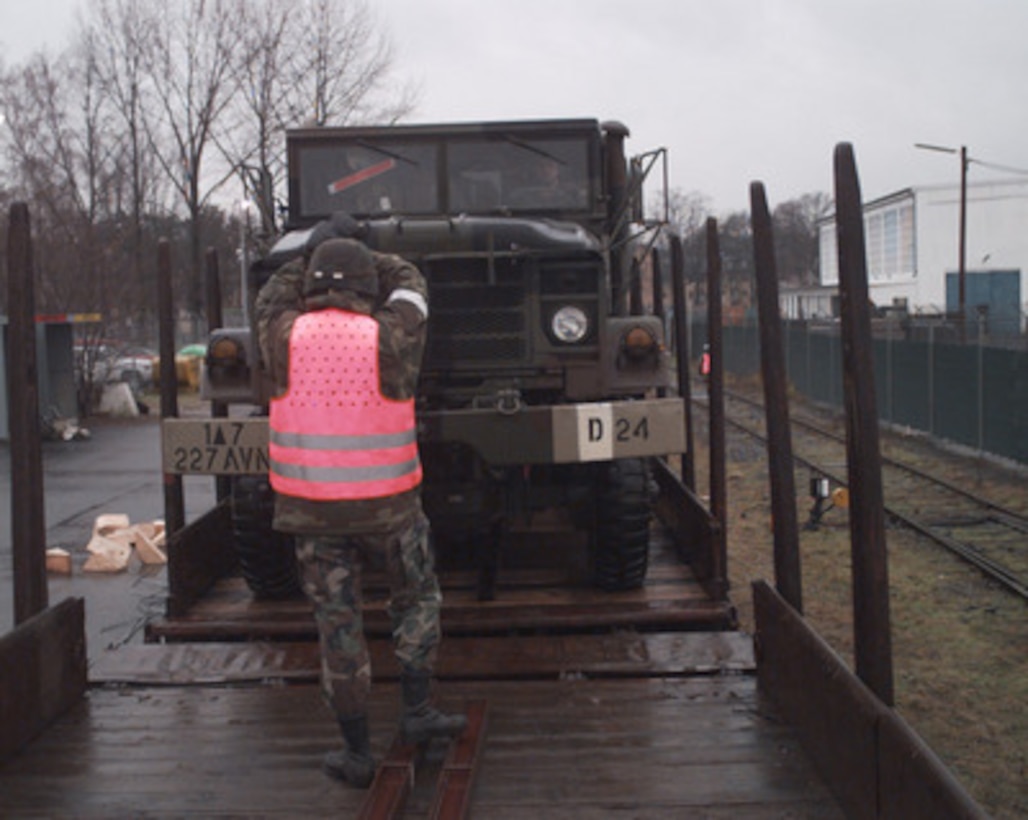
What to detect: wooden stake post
<box><xmin>7</xmin><ymin>202</ymin><xmax>48</xmax><ymax>624</ymax></box>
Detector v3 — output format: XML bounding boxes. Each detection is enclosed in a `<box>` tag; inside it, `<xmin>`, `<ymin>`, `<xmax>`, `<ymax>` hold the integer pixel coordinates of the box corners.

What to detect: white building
<box><xmin>804</xmin><ymin>178</ymin><xmax>1028</xmax><ymax>333</ymax></box>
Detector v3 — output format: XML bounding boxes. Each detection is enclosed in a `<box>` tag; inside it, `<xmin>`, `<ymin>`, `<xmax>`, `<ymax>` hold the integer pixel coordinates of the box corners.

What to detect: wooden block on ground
<box><xmin>46</xmin><ymin>548</ymin><xmax>72</xmax><ymax>575</ymax></box>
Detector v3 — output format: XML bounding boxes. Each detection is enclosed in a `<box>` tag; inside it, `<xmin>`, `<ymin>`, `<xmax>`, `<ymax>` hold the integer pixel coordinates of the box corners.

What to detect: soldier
<box><xmin>509</xmin><ymin>154</ymin><xmax>584</xmax><ymax>208</ymax></box>
<box><xmin>255</xmin><ymin>234</ymin><xmax>466</xmax><ymax>788</ymax></box>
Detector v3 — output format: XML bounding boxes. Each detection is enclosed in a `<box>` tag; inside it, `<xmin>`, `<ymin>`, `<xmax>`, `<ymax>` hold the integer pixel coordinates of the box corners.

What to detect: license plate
<box><xmin>162</xmin><ymin>418</ymin><xmax>269</xmax><ymax>475</ymax></box>
<box><xmin>551</xmin><ymin>399</ymin><xmax>686</xmax><ymax>463</ymax></box>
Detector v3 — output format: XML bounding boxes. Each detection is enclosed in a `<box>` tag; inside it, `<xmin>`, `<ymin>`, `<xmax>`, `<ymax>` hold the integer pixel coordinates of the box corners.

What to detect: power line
<box><xmin>914</xmin><ymin>143</ymin><xmax>1028</xmax><ymax>176</ymax></box>
<box><xmin>969</xmin><ymin>158</ymin><xmax>1028</xmax><ymax>176</ymax></box>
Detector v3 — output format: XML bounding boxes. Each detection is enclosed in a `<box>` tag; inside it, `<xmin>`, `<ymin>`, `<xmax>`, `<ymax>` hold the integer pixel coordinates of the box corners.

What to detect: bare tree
<box><xmin>2</xmin><ymin>0</ymin><xmax>419</xmax><ymax>341</ymax></box>
<box><xmin>217</xmin><ymin>0</ymin><xmax>418</xmax><ymax>242</ymax></box>
<box><xmin>134</xmin><ymin>0</ymin><xmax>239</xmax><ymax>328</ymax></box>
<box><xmin>772</xmin><ymin>192</ymin><xmax>833</xmax><ymax>286</ymax></box>
<box><xmin>666</xmin><ymin>188</ymin><xmax>711</xmax><ymax>285</ymax></box>
<box><xmin>214</xmin><ymin>0</ymin><xmax>297</xmax><ymax>240</ymax></box>
<box><xmin>670</xmin><ymin>190</ymin><xmax>832</xmax><ymax>317</ymax></box>
<box><xmin>0</xmin><ymin>47</ymin><xmax>124</xmax><ymax>315</ymax></box>
<box><xmin>667</xmin><ymin>189</ymin><xmax>711</xmax><ymax>236</ymax></box>
<box><xmin>287</xmin><ymin>0</ymin><xmax>416</xmax><ymax>127</ymax></box>
<box><xmin>0</xmin><ymin>42</ymin><xmax>145</xmax><ymax>413</ymax></box>
<box><xmin>90</xmin><ymin>0</ymin><xmax>168</xmax><ymax>304</ymax></box>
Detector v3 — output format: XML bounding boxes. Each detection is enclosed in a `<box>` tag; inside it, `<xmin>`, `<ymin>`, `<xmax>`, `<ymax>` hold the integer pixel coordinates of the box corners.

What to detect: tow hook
<box><xmin>495</xmin><ymin>389</ymin><xmax>523</xmax><ymax>415</ymax></box>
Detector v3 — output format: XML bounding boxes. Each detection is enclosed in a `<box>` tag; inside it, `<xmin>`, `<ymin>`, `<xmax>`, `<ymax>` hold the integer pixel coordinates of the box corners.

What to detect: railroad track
<box><xmin>710</xmin><ymin>389</ymin><xmax>1028</xmax><ymax>600</ymax></box>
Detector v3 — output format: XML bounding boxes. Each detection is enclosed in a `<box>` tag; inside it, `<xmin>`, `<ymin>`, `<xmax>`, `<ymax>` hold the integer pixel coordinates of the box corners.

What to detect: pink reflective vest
<box><xmin>269</xmin><ymin>308</ymin><xmax>422</xmax><ymax>501</ymax></box>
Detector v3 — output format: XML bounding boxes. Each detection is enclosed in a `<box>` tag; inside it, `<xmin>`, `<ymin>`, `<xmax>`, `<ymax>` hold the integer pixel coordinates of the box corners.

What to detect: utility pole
<box><xmin>915</xmin><ymin>142</ymin><xmax>969</xmax><ymax>342</ymax></box>
<box><xmin>958</xmin><ymin>145</ymin><xmax>968</xmax><ymax>343</ymax></box>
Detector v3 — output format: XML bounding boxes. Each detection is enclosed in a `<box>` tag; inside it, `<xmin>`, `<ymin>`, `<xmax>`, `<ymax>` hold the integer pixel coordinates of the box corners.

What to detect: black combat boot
<box><xmin>322</xmin><ymin>715</ymin><xmax>376</xmax><ymax>788</ymax></box>
<box><xmin>399</xmin><ymin>669</ymin><xmax>468</xmax><ymax>744</ymax></box>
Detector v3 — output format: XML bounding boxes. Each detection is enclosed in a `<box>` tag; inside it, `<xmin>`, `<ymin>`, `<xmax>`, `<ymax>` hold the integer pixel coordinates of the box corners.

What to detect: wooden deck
<box><xmin>0</xmin><ymin>495</ymin><xmax>847</xmax><ymax>816</ymax></box>
<box><xmin>90</xmin><ymin>631</ymin><xmax>756</xmax><ymax>686</ymax></box>
<box><xmin>0</xmin><ymin>487</ymin><xmax>850</xmax><ymax>817</ymax></box>
<box><xmin>0</xmin><ymin>469</ymin><xmax>842</xmax><ymax>816</ymax></box>
<box><xmin>146</xmin><ymin>525</ymin><xmax>736</xmax><ymax>644</ymax></box>
<box><xmin>0</xmin><ymin>634</ymin><xmax>843</xmax><ymax>818</ymax></box>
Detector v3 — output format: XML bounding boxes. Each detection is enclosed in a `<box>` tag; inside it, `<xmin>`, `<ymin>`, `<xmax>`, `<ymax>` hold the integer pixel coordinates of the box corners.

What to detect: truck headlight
<box><xmin>551</xmin><ymin>305</ymin><xmax>589</xmax><ymax>343</ymax></box>
<box><xmin>208</xmin><ymin>335</ymin><xmax>247</xmax><ymax>367</ymax></box>
<box><xmin>620</xmin><ymin>325</ymin><xmax>659</xmax><ymax>361</ymax></box>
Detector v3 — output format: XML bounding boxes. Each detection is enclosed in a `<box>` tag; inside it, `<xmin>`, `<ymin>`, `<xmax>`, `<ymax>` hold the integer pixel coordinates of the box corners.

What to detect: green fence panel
<box><xmin>806</xmin><ymin>330</ymin><xmax>842</xmax><ymax>407</ymax></box>
<box><xmin>884</xmin><ymin>339</ymin><xmax>932</xmax><ymax>432</ymax></box>
<box><xmin>932</xmin><ymin>344</ymin><xmax>980</xmax><ymax>449</ymax></box>
<box><xmin>983</xmin><ymin>347</ymin><xmax>1028</xmax><ymax>463</ymax></box>
<box><xmin>716</xmin><ymin>317</ymin><xmax>1026</xmax><ymax>466</ymax></box>
<box><xmin>784</xmin><ymin>322</ymin><xmax>812</xmax><ymax>397</ymax></box>
<box><xmin>724</xmin><ymin>323</ymin><xmax>760</xmax><ymax>376</ymax></box>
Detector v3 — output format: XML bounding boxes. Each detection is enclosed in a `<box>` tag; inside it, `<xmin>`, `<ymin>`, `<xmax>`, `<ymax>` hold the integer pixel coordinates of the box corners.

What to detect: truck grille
<box><xmin>424</xmin><ymin>257</ymin><xmax>529</xmax><ymax>365</ymax></box>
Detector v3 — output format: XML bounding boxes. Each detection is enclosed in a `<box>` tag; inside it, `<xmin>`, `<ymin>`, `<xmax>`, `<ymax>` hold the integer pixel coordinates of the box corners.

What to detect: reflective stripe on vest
<box><xmin>269</xmin><ymin>308</ymin><xmax>422</xmax><ymax>501</ymax></box>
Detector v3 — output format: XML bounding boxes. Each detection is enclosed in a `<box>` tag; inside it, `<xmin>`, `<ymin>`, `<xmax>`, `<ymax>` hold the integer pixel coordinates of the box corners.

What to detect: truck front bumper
<box><xmin>161</xmin><ymin>397</ymin><xmax>687</xmax><ymax>475</ymax></box>
<box><xmin>420</xmin><ymin>397</ymin><xmax>687</xmax><ymax>465</ymax></box>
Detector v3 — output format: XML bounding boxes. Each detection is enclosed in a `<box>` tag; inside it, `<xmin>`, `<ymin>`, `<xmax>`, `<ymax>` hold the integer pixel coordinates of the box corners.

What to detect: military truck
<box><xmin>162</xmin><ymin>118</ymin><xmax>687</xmax><ymax>599</ymax></box>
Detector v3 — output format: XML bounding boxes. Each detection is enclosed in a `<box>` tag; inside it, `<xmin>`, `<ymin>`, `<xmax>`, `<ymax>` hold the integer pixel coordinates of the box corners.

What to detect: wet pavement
<box><xmin>0</xmin><ymin>414</ymin><xmax>216</xmax><ymax>661</ymax></box>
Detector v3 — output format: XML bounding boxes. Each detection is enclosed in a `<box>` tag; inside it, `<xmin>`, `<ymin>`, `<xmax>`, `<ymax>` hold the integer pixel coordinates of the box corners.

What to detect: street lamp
<box><xmin>914</xmin><ymin>142</ymin><xmax>968</xmax><ymax>341</ymax></box>
<box><xmin>237</xmin><ymin>199</ymin><xmax>258</xmax><ymax>325</ymax></box>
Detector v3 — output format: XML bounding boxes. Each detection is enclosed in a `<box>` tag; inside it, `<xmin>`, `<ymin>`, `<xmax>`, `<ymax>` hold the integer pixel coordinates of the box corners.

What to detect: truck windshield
<box><xmin>296</xmin><ymin>140</ymin><xmax>439</xmax><ymax>218</ymax></box>
<box><xmin>448</xmin><ymin>136</ymin><xmax>591</xmax><ymax>213</ymax></box>
<box><xmin>293</xmin><ymin>132</ymin><xmax>594</xmax><ymax>220</ymax></box>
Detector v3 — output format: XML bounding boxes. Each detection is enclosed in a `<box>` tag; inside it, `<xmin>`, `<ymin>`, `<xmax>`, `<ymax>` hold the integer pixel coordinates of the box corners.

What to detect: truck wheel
<box><xmin>591</xmin><ymin>458</ymin><xmax>654</xmax><ymax>591</ymax></box>
<box><xmin>230</xmin><ymin>475</ymin><xmax>302</xmax><ymax>599</ymax></box>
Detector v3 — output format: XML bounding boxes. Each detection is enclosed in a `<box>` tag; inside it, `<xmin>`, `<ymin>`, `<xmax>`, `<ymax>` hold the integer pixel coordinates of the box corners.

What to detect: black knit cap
<box><xmin>305</xmin><ymin>238</ymin><xmax>378</xmax><ymax>298</ymax></box>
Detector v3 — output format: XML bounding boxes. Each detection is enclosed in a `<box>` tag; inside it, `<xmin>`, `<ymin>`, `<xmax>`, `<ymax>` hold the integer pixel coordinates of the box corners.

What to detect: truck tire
<box><xmin>591</xmin><ymin>458</ymin><xmax>654</xmax><ymax>591</ymax></box>
<box><xmin>230</xmin><ymin>475</ymin><xmax>302</xmax><ymax>599</ymax></box>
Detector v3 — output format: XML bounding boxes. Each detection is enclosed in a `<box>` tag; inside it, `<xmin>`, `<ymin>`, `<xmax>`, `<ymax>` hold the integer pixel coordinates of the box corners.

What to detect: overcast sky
<box><xmin>4</xmin><ymin>0</ymin><xmax>1028</xmax><ymax>213</ymax></box>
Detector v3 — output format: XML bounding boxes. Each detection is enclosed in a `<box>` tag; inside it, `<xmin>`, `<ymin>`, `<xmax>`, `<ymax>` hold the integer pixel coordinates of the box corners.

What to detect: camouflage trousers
<box><xmin>295</xmin><ymin>508</ymin><xmax>442</xmax><ymax>719</ymax></box>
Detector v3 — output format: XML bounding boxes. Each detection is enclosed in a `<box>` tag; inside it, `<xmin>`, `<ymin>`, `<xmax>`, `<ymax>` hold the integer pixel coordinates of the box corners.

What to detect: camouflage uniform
<box><xmin>255</xmin><ymin>237</ymin><xmax>438</xmax><ymax>720</ymax></box>
<box><xmin>296</xmin><ymin>511</ymin><xmax>440</xmax><ymax>717</ymax></box>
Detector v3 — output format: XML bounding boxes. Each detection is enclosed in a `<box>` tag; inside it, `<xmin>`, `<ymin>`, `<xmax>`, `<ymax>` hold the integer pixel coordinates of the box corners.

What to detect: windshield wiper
<box><xmin>501</xmin><ymin>136</ymin><xmax>566</xmax><ymax>166</ymax></box>
<box><xmin>355</xmin><ymin>140</ymin><xmax>419</xmax><ymax>166</ymax></box>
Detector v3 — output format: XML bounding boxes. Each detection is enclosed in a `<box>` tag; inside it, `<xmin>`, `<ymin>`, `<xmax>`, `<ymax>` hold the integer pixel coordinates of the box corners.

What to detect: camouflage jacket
<box><xmin>255</xmin><ymin>249</ymin><xmax>428</xmax><ymax>535</ymax></box>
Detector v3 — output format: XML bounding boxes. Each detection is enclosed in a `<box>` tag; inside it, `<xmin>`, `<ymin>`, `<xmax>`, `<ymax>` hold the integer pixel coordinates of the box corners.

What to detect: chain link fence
<box><xmin>691</xmin><ymin>314</ymin><xmax>1028</xmax><ymax>466</ymax></box>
